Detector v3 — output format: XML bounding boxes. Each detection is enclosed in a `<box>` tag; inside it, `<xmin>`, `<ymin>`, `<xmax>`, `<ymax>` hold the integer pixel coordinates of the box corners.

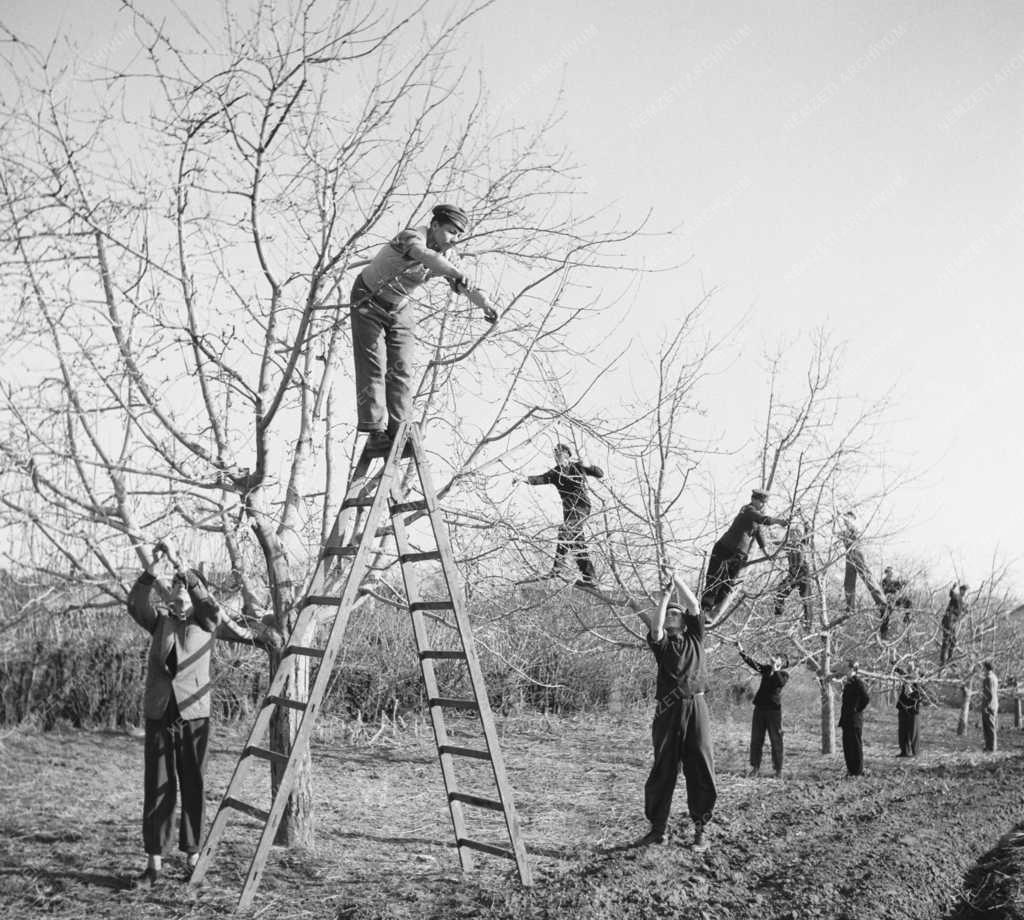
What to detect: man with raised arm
<box><xmin>633</xmin><ymin>568</ymin><xmax>717</xmax><ymax>852</ymax></box>
<box><xmin>126</xmin><ymin>539</ymin><xmax>280</xmax><ymax>889</ymax></box>
<box><xmin>518</xmin><ymin>443</ymin><xmax>604</xmax><ymax>587</ymax></box>
<box><xmin>737</xmin><ymin>644</ymin><xmax>790</xmax><ymax>778</ymax></box>
<box><xmin>838</xmin><ymin>660</ymin><xmax>871</xmax><ymax>777</ymax></box>
<box><xmin>940</xmin><ymin>583</ymin><xmax>969</xmax><ymax>667</ymax></box>
<box><xmin>702</xmin><ymin>489</ymin><xmax>788</xmax><ymax>614</ymax></box>
<box><xmin>350</xmin><ymin>204</ymin><xmax>498</xmax><ymax>455</ymax></box>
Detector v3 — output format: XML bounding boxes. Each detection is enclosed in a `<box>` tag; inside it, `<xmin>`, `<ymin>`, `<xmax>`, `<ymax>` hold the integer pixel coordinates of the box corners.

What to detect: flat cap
<box><xmin>751</xmin><ymin>488</ymin><xmax>769</xmax><ymax>501</ymax></box>
<box><xmin>432</xmin><ymin>203</ymin><xmax>469</xmax><ymax>232</ymax></box>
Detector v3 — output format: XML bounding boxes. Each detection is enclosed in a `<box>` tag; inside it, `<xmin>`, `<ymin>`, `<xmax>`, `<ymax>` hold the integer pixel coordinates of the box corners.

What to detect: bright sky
<box><xmin>4</xmin><ymin>0</ymin><xmax>1022</xmax><ymax>589</ymax></box>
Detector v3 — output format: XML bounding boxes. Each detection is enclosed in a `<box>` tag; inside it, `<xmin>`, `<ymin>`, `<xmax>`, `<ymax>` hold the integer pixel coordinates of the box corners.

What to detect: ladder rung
<box><xmin>303</xmin><ymin>595</ymin><xmax>343</xmax><ymax>607</ymax></box>
<box><xmin>342</xmin><ymin>497</ymin><xmax>375</xmax><ymax>508</ymax></box>
<box><xmin>401</xmin><ymin>551</ymin><xmax>441</xmax><ymax>564</ymax></box>
<box><xmin>263</xmin><ymin>695</ymin><xmax>308</xmax><ymax>712</ymax></box>
<box><xmin>222</xmin><ymin>797</ymin><xmax>270</xmax><ymax>823</ymax></box>
<box><xmin>419</xmin><ymin>650</ymin><xmax>466</xmax><ymax>660</ymax></box>
<box><xmin>245</xmin><ymin>745</ymin><xmax>289</xmax><ymax>767</ymax></box>
<box><xmin>429</xmin><ymin>696</ymin><xmax>479</xmax><ymax>711</ymax></box>
<box><xmin>321</xmin><ymin>545</ymin><xmax>357</xmax><ymax>558</ymax></box>
<box><xmin>409</xmin><ymin>601</ymin><xmax>454</xmax><ymax>612</ymax></box>
<box><xmin>457</xmin><ymin>838</ymin><xmax>517</xmax><ymax>860</ymax></box>
<box><xmin>285</xmin><ymin>645</ymin><xmax>325</xmax><ymax>659</ymax></box>
<box><xmin>450</xmin><ymin>793</ymin><xmax>503</xmax><ymax>812</ymax></box>
<box><xmin>391</xmin><ymin>499</ymin><xmax>427</xmax><ymax>513</ymax></box>
<box><xmin>438</xmin><ymin>744</ymin><xmax>491</xmax><ymax>761</ymax></box>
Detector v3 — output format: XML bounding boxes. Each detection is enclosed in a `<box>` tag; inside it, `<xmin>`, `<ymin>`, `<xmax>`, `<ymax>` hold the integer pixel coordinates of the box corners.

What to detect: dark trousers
<box><xmin>143</xmin><ymin>697</ymin><xmax>210</xmax><ymax>856</ymax></box>
<box><xmin>982</xmin><ymin>709</ymin><xmax>997</xmax><ymax>752</ymax></box>
<box><xmin>939</xmin><ymin>619</ymin><xmax>957</xmax><ymax>666</ymax></box>
<box><xmin>841</xmin><ymin>723</ymin><xmax>864</xmax><ymax>775</ymax></box>
<box><xmin>897</xmin><ymin>709</ymin><xmax>918</xmax><ymax>756</ymax></box>
<box><xmin>843</xmin><ymin>549</ymin><xmax>886</xmax><ymax>613</ymax></box>
<box><xmin>750</xmin><ymin>708</ymin><xmax>784</xmax><ymax>772</ymax></box>
<box><xmin>350</xmin><ymin>276</ymin><xmax>416</xmax><ymax>433</ymax></box>
<box><xmin>553</xmin><ymin>508</ymin><xmax>595</xmax><ymax>579</ymax></box>
<box><xmin>702</xmin><ymin>541</ymin><xmax>746</xmax><ymax>611</ymax></box>
<box><xmin>774</xmin><ymin>565</ymin><xmax>811</xmax><ymax>626</ymax></box>
<box><xmin>644</xmin><ymin>695</ymin><xmax>717</xmax><ymax>832</ymax></box>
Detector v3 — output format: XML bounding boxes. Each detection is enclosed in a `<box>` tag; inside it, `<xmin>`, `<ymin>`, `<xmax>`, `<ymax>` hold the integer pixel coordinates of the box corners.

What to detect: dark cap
<box><xmin>432</xmin><ymin>204</ymin><xmax>469</xmax><ymax>233</ymax></box>
<box><xmin>553</xmin><ymin>443</ymin><xmax>573</xmax><ymax>455</ymax></box>
<box><xmin>751</xmin><ymin>488</ymin><xmax>769</xmax><ymax>501</ymax></box>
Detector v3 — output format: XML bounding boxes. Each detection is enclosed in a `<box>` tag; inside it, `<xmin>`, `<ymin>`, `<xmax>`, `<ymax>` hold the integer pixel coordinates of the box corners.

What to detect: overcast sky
<box><xmin>4</xmin><ymin>0</ymin><xmax>1022</xmax><ymax>589</ymax></box>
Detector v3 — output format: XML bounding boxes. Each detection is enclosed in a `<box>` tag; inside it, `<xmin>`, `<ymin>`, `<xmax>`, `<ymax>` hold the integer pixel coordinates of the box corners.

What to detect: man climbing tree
<box><xmin>702</xmin><ymin>489</ymin><xmax>788</xmax><ymax>614</ymax></box>
<box><xmin>940</xmin><ymin>583</ymin><xmax>969</xmax><ymax>667</ymax></box>
<box><xmin>350</xmin><ymin>203</ymin><xmax>498</xmax><ymax>454</ymax></box>
<box><xmin>837</xmin><ymin>511</ymin><xmax>887</xmax><ymax>627</ymax></box>
<box><xmin>519</xmin><ymin>443</ymin><xmax>604</xmax><ymax>587</ymax></box>
<box><xmin>736</xmin><ymin>643</ymin><xmax>790</xmax><ymax>778</ymax></box>
<box><xmin>881</xmin><ymin>566</ymin><xmax>913</xmax><ymax>635</ymax></box>
<box><xmin>634</xmin><ymin>568</ymin><xmax>716</xmax><ymax>852</ymax></box>
<box><xmin>773</xmin><ymin>508</ymin><xmax>813</xmax><ymax>629</ymax></box>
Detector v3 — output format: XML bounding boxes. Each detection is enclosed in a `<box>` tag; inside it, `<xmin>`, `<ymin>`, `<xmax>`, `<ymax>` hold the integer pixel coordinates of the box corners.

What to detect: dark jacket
<box><xmin>896</xmin><ymin>683</ymin><xmax>922</xmax><ymax>713</ymax></box>
<box><xmin>526</xmin><ymin>461</ymin><xmax>603</xmax><ymax>516</ymax></box>
<box><xmin>648</xmin><ymin>611</ymin><xmax>708</xmax><ymax>704</ymax></box>
<box><xmin>839</xmin><ymin>675</ymin><xmax>871</xmax><ymax>728</ymax></box>
<box><xmin>740</xmin><ymin>652</ymin><xmax>789</xmax><ymax>710</ymax></box>
<box><xmin>716</xmin><ymin>503</ymin><xmax>786</xmax><ymax>557</ymax></box>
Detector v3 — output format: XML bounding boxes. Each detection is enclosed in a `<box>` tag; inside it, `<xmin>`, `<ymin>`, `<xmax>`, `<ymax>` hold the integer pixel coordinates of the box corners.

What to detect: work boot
<box><xmin>364</xmin><ymin>430</ymin><xmax>391</xmax><ymax>456</ymax></box>
<box><xmin>749</xmin><ymin>766</ymin><xmax>760</xmax><ymax>777</ymax></box>
<box><xmin>692</xmin><ymin>823</ymin><xmax>709</xmax><ymax>853</ymax></box>
<box><xmin>636</xmin><ymin>827</ymin><xmax>668</xmax><ymax>846</ymax></box>
<box><xmin>130</xmin><ymin>866</ymin><xmax>161</xmax><ymax>890</ymax></box>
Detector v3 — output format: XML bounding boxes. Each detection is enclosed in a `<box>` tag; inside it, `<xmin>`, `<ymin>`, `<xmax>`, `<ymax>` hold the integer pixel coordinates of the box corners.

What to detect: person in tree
<box><xmin>736</xmin><ymin>643</ymin><xmax>790</xmax><ymax>778</ymax></box>
<box><xmin>350</xmin><ymin>204</ymin><xmax>498</xmax><ymax>455</ymax></box>
<box><xmin>939</xmin><ymin>584</ymin><xmax>969</xmax><ymax>667</ymax></box>
<box><xmin>702</xmin><ymin>489</ymin><xmax>789</xmax><ymax>614</ymax></box>
<box><xmin>518</xmin><ymin>443</ymin><xmax>604</xmax><ymax>586</ymax></box>
<box><xmin>981</xmin><ymin>660</ymin><xmax>999</xmax><ymax>753</ymax></box>
<box><xmin>773</xmin><ymin>509</ymin><xmax>813</xmax><ymax>628</ymax></box>
<box><xmin>126</xmin><ymin>539</ymin><xmax>280</xmax><ymax>889</ymax></box>
<box><xmin>837</xmin><ymin>511</ymin><xmax>887</xmax><ymax>627</ymax></box>
<box><xmin>838</xmin><ymin>659</ymin><xmax>871</xmax><ymax>777</ymax></box>
<box><xmin>633</xmin><ymin>568</ymin><xmax>717</xmax><ymax>852</ymax></box>
<box><xmin>895</xmin><ymin>665</ymin><xmax>923</xmax><ymax>757</ymax></box>
<box><xmin>881</xmin><ymin>566</ymin><xmax>913</xmax><ymax>635</ymax></box>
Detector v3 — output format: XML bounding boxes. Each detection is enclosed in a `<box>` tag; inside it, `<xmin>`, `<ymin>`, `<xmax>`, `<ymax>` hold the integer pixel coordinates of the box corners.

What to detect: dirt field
<box><xmin>2</xmin><ymin>687</ymin><xmax>1023</xmax><ymax>920</ymax></box>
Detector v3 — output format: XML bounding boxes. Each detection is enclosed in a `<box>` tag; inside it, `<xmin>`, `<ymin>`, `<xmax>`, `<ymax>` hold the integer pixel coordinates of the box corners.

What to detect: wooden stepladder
<box><xmin>190</xmin><ymin>422</ymin><xmax>532</xmax><ymax>909</ymax></box>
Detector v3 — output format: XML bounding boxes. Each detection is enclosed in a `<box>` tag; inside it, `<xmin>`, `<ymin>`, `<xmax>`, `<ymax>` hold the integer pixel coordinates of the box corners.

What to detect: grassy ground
<box><xmin>2</xmin><ymin>679</ymin><xmax>1023</xmax><ymax>919</ymax></box>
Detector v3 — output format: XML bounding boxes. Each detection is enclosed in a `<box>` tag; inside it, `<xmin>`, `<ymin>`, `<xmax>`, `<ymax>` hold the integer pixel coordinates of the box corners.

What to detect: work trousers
<box><xmin>774</xmin><ymin>564</ymin><xmax>812</xmax><ymax>626</ymax></box>
<box><xmin>982</xmin><ymin>709</ymin><xmax>998</xmax><ymax>752</ymax></box>
<box><xmin>750</xmin><ymin>708</ymin><xmax>784</xmax><ymax>773</ymax></box>
<box><xmin>350</xmin><ymin>276</ymin><xmax>416</xmax><ymax>433</ymax></box>
<box><xmin>553</xmin><ymin>508</ymin><xmax>596</xmax><ymax>579</ymax></box>
<box><xmin>702</xmin><ymin>542</ymin><xmax>746</xmax><ymax>611</ymax></box>
<box><xmin>843</xmin><ymin>549</ymin><xmax>886</xmax><ymax>613</ymax></box>
<box><xmin>644</xmin><ymin>694</ymin><xmax>717</xmax><ymax>832</ymax></box>
<box><xmin>142</xmin><ymin>696</ymin><xmax>210</xmax><ymax>856</ymax></box>
<box><xmin>897</xmin><ymin>709</ymin><xmax>918</xmax><ymax>756</ymax></box>
<box><xmin>939</xmin><ymin>619</ymin><xmax>958</xmax><ymax>666</ymax></box>
<box><xmin>841</xmin><ymin>723</ymin><xmax>864</xmax><ymax>776</ymax></box>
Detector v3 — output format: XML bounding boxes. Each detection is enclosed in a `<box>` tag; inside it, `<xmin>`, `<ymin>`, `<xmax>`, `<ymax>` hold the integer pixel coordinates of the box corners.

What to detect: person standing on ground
<box><xmin>350</xmin><ymin>204</ymin><xmax>498</xmax><ymax>454</ymax></box>
<box><xmin>737</xmin><ymin>643</ymin><xmax>790</xmax><ymax>778</ymax></box>
<box><xmin>702</xmin><ymin>489</ymin><xmax>789</xmax><ymax>614</ymax></box>
<box><xmin>838</xmin><ymin>660</ymin><xmax>871</xmax><ymax>777</ymax></box>
<box><xmin>773</xmin><ymin>509</ymin><xmax>813</xmax><ymax>628</ymax></box>
<box><xmin>940</xmin><ymin>584</ymin><xmax>969</xmax><ymax>667</ymax></box>
<box><xmin>837</xmin><ymin>511</ymin><xmax>887</xmax><ymax>627</ymax></box>
<box><xmin>633</xmin><ymin>568</ymin><xmax>717</xmax><ymax>852</ymax></box>
<box><xmin>981</xmin><ymin>661</ymin><xmax>999</xmax><ymax>753</ymax></box>
<box><xmin>126</xmin><ymin>539</ymin><xmax>279</xmax><ymax>889</ymax></box>
<box><xmin>895</xmin><ymin>666</ymin><xmax>923</xmax><ymax>758</ymax></box>
<box><xmin>519</xmin><ymin>443</ymin><xmax>604</xmax><ymax>586</ymax></box>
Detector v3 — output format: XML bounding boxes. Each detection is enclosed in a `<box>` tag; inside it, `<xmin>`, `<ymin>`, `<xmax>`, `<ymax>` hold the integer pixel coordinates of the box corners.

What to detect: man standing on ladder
<box><xmin>350</xmin><ymin>204</ymin><xmax>497</xmax><ymax>455</ymax></box>
<box><xmin>518</xmin><ymin>443</ymin><xmax>604</xmax><ymax>587</ymax></box>
<box><xmin>702</xmin><ymin>489</ymin><xmax>788</xmax><ymax>615</ymax></box>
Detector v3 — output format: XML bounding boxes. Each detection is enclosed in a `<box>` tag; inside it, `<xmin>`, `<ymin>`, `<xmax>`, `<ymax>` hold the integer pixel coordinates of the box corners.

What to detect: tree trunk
<box><xmin>956</xmin><ymin>684</ymin><xmax>972</xmax><ymax>736</ymax></box>
<box><xmin>819</xmin><ymin>633</ymin><xmax>835</xmax><ymax>754</ymax></box>
<box><xmin>1014</xmin><ymin>695</ymin><xmax>1022</xmax><ymax>729</ymax></box>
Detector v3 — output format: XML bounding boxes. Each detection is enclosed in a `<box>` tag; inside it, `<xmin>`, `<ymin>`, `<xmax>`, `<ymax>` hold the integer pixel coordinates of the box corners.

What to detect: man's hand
<box><xmin>482</xmin><ymin>304</ymin><xmax>498</xmax><ymax>324</ymax></box>
<box><xmin>257</xmin><ymin>615</ymin><xmax>285</xmax><ymax>650</ymax></box>
<box><xmin>153</xmin><ymin>538</ymin><xmax>182</xmax><ymax>570</ymax></box>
